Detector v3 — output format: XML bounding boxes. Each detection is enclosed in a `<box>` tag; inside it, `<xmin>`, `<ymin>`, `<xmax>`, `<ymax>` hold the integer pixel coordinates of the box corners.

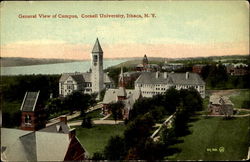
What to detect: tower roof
<box><xmin>143</xmin><ymin>54</ymin><xmax>148</xmax><ymax>63</ymax></box>
<box><xmin>119</xmin><ymin>67</ymin><xmax>124</xmax><ymax>87</ymax></box>
<box><xmin>20</xmin><ymin>91</ymin><xmax>40</xmax><ymax>112</ymax></box>
<box><xmin>92</xmin><ymin>38</ymin><xmax>103</xmax><ymax>53</ymax></box>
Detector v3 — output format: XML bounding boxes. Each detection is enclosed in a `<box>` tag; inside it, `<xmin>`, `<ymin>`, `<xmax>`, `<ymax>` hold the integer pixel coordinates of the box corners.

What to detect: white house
<box><xmin>59</xmin><ymin>38</ymin><xmax>114</xmax><ymax>99</ymax></box>
<box><xmin>135</xmin><ymin>71</ymin><xmax>205</xmax><ymax>98</ymax></box>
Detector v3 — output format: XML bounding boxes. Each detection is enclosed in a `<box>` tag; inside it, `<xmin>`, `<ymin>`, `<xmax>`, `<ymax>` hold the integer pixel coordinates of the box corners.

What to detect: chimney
<box><xmin>156</xmin><ymin>71</ymin><xmax>159</xmax><ymax>78</ymax></box>
<box><xmin>164</xmin><ymin>72</ymin><xmax>168</xmax><ymax>79</ymax></box>
<box><xmin>69</xmin><ymin>128</ymin><xmax>76</xmax><ymax>139</ymax></box>
<box><xmin>186</xmin><ymin>72</ymin><xmax>189</xmax><ymax>79</ymax></box>
<box><xmin>59</xmin><ymin>115</ymin><xmax>67</xmax><ymax>124</ymax></box>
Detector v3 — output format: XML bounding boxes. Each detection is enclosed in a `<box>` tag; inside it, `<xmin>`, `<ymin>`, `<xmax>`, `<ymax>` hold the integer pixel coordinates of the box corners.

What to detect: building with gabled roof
<box><xmin>135</xmin><ymin>71</ymin><xmax>205</xmax><ymax>98</ymax></box>
<box><xmin>1</xmin><ymin>127</ymin><xmax>87</xmax><ymax>161</ymax></box>
<box><xmin>1</xmin><ymin>115</ymin><xmax>88</xmax><ymax>161</ymax></box>
<box><xmin>102</xmin><ymin>68</ymin><xmax>142</xmax><ymax>119</ymax></box>
<box><xmin>20</xmin><ymin>91</ymin><xmax>46</xmax><ymax>131</ymax></box>
<box><xmin>208</xmin><ymin>95</ymin><xmax>234</xmax><ymax>116</ymax></box>
<box><xmin>59</xmin><ymin>38</ymin><xmax>114</xmax><ymax>99</ymax></box>
<box><xmin>136</xmin><ymin>54</ymin><xmax>160</xmax><ymax>72</ymax></box>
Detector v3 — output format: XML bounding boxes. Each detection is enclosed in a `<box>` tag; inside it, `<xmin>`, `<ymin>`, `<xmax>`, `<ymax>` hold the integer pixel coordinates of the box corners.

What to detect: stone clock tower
<box><xmin>91</xmin><ymin>38</ymin><xmax>104</xmax><ymax>99</ymax></box>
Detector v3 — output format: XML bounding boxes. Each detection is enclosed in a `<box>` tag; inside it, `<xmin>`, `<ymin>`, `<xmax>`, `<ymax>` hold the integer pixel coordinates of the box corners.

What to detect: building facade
<box><xmin>135</xmin><ymin>71</ymin><xmax>205</xmax><ymax>98</ymax></box>
<box><xmin>59</xmin><ymin>38</ymin><xmax>114</xmax><ymax>99</ymax></box>
<box><xmin>136</xmin><ymin>54</ymin><xmax>160</xmax><ymax>72</ymax></box>
<box><xmin>20</xmin><ymin>91</ymin><xmax>46</xmax><ymax>131</ymax></box>
<box><xmin>192</xmin><ymin>64</ymin><xmax>206</xmax><ymax>74</ymax></box>
<box><xmin>102</xmin><ymin>68</ymin><xmax>141</xmax><ymax>119</ymax></box>
<box><xmin>208</xmin><ymin>95</ymin><xmax>234</xmax><ymax>116</ymax></box>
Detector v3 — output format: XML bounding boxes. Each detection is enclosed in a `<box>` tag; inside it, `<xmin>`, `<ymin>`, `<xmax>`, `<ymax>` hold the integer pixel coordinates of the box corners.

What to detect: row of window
<box><xmin>155</xmin><ymin>88</ymin><xmax>166</xmax><ymax>91</ymax></box>
<box><xmin>142</xmin><ymin>91</ymin><xmax>165</xmax><ymax>95</ymax></box>
<box><xmin>138</xmin><ymin>84</ymin><xmax>204</xmax><ymax>89</ymax></box>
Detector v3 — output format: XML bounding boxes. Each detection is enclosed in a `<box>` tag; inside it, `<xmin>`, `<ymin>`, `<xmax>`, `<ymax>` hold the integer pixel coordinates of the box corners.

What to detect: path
<box><xmin>46</xmin><ymin>103</ymin><xmax>103</xmax><ymax>126</ymax></box>
<box><xmin>151</xmin><ymin>112</ymin><xmax>176</xmax><ymax>140</ymax></box>
<box><xmin>207</xmin><ymin>89</ymin><xmax>242</xmax><ymax>97</ymax></box>
<box><xmin>202</xmin><ymin>114</ymin><xmax>250</xmax><ymax>117</ymax></box>
<box><xmin>68</xmin><ymin>119</ymin><xmax>124</xmax><ymax>126</ymax></box>
<box><xmin>100</xmin><ymin>114</ymin><xmax>111</xmax><ymax>120</ymax></box>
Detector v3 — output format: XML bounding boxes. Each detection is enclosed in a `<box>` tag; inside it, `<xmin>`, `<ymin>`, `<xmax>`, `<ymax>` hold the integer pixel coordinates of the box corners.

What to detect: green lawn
<box><xmin>168</xmin><ymin>116</ymin><xmax>249</xmax><ymax>161</ymax></box>
<box><xmin>230</xmin><ymin>90</ymin><xmax>250</xmax><ymax>108</ymax></box>
<box><xmin>86</xmin><ymin>109</ymin><xmax>104</xmax><ymax>119</ymax></box>
<box><xmin>69</xmin><ymin>109</ymin><xmax>103</xmax><ymax>122</ymax></box>
<box><xmin>74</xmin><ymin>124</ymin><xmax>126</xmax><ymax>157</ymax></box>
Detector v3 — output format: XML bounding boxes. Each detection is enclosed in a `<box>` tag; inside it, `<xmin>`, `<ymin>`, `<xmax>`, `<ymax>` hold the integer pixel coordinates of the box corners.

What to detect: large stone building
<box><xmin>59</xmin><ymin>38</ymin><xmax>114</xmax><ymax>99</ymax></box>
<box><xmin>1</xmin><ymin>120</ymin><xmax>87</xmax><ymax>161</ymax></box>
<box><xmin>136</xmin><ymin>54</ymin><xmax>160</xmax><ymax>72</ymax></box>
<box><xmin>135</xmin><ymin>71</ymin><xmax>205</xmax><ymax>98</ymax></box>
<box><xmin>208</xmin><ymin>95</ymin><xmax>234</xmax><ymax>116</ymax></box>
<box><xmin>102</xmin><ymin>68</ymin><xmax>141</xmax><ymax>119</ymax></box>
<box><xmin>1</xmin><ymin>93</ymin><xmax>87</xmax><ymax>161</ymax></box>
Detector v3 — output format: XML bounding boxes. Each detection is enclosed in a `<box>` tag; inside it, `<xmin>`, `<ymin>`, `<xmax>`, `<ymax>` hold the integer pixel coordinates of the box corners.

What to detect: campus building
<box><xmin>135</xmin><ymin>71</ymin><xmax>206</xmax><ymax>98</ymax></box>
<box><xmin>102</xmin><ymin>68</ymin><xmax>141</xmax><ymax>119</ymax></box>
<box><xmin>59</xmin><ymin>38</ymin><xmax>114</xmax><ymax>99</ymax></box>
<box><xmin>1</xmin><ymin>92</ymin><xmax>87</xmax><ymax>161</ymax></box>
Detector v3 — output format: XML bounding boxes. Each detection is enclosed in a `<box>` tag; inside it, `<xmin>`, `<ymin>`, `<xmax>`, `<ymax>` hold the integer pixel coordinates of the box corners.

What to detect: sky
<box><xmin>0</xmin><ymin>1</ymin><xmax>249</xmax><ymax>60</ymax></box>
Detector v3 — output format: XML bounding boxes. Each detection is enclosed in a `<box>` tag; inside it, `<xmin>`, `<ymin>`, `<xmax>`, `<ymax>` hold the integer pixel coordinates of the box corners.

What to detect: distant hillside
<box><xmin>0</xmin><ymin>57</ymin><xmax>81</xmax><ymax>67</ymax></box>
<box><xmin>114</xmin><ymin>55</ymin><xmax>249</xmax><ymax>68</ymax></box>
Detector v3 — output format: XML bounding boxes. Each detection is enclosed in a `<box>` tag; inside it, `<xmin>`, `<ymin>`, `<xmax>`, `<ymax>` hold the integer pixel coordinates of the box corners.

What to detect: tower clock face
<box><xmin>94</xmin><ymin>62</ymin><xmax>97</xmax><ymax>66</ymax></box>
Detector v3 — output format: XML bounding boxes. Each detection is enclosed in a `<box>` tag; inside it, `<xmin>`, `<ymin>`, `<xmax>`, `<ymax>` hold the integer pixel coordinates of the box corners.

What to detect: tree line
<box><xmin>1</xmin><ymin>75</ymin><xmax>97</xmax><ymax>128</ymax></box>
<box><xmin>94</xmin><ymin>87</ymin><xmax>203</xmax><ymax>160</ymax></box>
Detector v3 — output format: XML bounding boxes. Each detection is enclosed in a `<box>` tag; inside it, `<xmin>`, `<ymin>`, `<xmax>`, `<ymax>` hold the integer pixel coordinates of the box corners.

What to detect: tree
<box><xmin>110</xmin><ymin>101</ymin><xmax>124</xmax><ymax>123</ymax></box>
<box><xmin>206</xmin><ymin>64</ymin><xmax>229</xmax><ymax>88</ymax></box>
<box><xmin>129</xmin><ymin>98</ymin><xmax>155</xmax><ymax>120</ymax></box>
<box><xmin>180</xmin><ymin>88</ymin><xmax>203</xmax><ymax>112</ymax></box>
<box><xmin>104</xmin><ymin>135</ymin><xmax>125</xmax><ymax>160</ymax></box>
<box><xmin>161</xmin><ymin>126</ymin><xmax>176</xmax><ymax>146</ymax></box>
<box><xmin>92</xmin><ymin>152</ymin><xmax>105</xmax><ymax>160</ymax></box>
<box><xmin>46</xmin><ymin>98</ymin><xmax>62</xmax><ymax>114</ymax></box>
<box><xmin>63</xmin><ymin>91</ymin><xmax>96</xmax><ymax>116</ymax></box>
<box><xmin>140</xmin><ymin>139</ymin><xmax>165</xmax><ymax>160</ymax></box>
<box><xmin>163</xmin><ymin>87</ymin><xmax>180</xmax><ymax>113</ymax></box>
<box><xmin>81</xmin><ymin>116</ymin><xmax>92</xmax><ymax>128</ymax></box>
<box><xmin>172</xmin><ymin>107</ymin><xmax>190</xmax><ymax>137</ymax></box>
<box><xmin>124</xmin><ymin>113</ymin><xmax>155</xmax><ymax>150</ymax></box>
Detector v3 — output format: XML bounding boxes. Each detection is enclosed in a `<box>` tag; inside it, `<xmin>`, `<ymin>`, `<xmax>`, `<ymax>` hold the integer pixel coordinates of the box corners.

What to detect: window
<box><xmin>67</xmin><ymin>80</ymin><xmax>73</xmax><ymax>84</ymax></box>
<box><xmin>67</xmin><ymin>85</ymin><xmax>74</xmax><ymax>90</ymax></box>
<box><xmin>24</xmin><ymin>114</ymin><xmax>31</xmax><ymax>124</ymax></box>
<box><xmin>93</xmin><ymin>55</ymin><xmax>98</xmax><ymax>62</ymax></box>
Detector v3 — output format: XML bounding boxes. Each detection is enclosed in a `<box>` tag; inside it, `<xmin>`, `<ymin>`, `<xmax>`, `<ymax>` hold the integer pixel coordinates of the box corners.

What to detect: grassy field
<box><xmin>230</xmin><ymin>90</ymin><xmax>250</xmax><ymax>108</ymax></box>
<box><xmin>168</xmin><ymin>116</ymin><xmax>249</xmax><ymax>161</ymax></box>
<box><xmin>74</xmin><ymin>124</ymin><xmax>126</xmax><ymax>157</ymax></box>
<box><xmin>69</xmin><ymin>109</ymin><xmax>103</xmax><ymax>122</ymax></box>
<box><xmin>86</xmin><ymin>109</ymin><xmax>104</xmax><ymax>119</ymax></box>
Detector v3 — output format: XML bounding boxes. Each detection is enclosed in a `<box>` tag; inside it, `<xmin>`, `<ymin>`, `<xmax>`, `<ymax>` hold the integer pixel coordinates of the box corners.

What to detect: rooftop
<box><xmin>20</xmin><ymin>91</ymin><xmax>40</xmax><ymax>112</ymax></box>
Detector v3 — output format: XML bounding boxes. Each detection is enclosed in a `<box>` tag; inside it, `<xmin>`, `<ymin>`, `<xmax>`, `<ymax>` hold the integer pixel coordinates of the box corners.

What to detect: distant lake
<box><xmin>1</xmin><ymin>59</ymin><xmax>130</xmax><ymax>75</ymax></box>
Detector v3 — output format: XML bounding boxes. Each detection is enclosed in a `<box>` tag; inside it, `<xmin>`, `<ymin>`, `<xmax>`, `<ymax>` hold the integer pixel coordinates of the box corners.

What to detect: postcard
<box><xmin>1</xmin><ymin>1</ymin><xmax>249</xmax><ymax>161</ymax></box>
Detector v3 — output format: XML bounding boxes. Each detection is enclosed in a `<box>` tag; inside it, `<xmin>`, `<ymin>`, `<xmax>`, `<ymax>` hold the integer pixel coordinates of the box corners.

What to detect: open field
<box><xmin>73</xmin><ymin>124</ymin><xmax>126</xmax><ymax>157</ymax></box>
<box><xmin>168</xmin><ymin>116</ymin><xmax>249</xmax><ymax>161</ymax></box>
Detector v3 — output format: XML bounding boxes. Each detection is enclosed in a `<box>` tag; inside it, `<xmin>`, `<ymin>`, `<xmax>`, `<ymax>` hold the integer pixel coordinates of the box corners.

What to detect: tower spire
<box><xmin>92</xmin><ymin>38</ymin><xmax>103</xmax><ymax>53</ymax></box>
<box><xmin>119</xmin><ymin>66</ymin><xmax>125</xmax><ymax>87</ymax></box>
